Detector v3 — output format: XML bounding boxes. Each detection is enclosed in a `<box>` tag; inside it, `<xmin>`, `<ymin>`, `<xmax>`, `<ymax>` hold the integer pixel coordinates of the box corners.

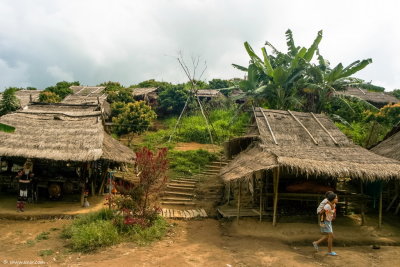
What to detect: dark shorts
<box><xmin>320</xmin><ymin>220</ymin><xmax>333</xmax><ymax>234</ymax></box>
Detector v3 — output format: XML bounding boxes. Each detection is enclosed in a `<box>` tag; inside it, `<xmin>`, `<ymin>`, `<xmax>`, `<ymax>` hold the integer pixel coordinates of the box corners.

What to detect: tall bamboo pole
<box><xmin>360</xmin><ymin>181</ymin><xmax>366</xmax><ymax>226</ymax></box>
<box><xmin>379</xmin><ymin>182</ymin><xmax>383</xmax><ymax>228</ymax></box>
<box><xmin>259</xmin><ymin>176</ymin><xmax>263</xmax><ymax>222</ymax></box>
<box><xmin>272</xmin><ymin>167</ymin><xmax>280</xmax><ymax>227</ymax></box>
<box><xmin>237</xmin><ymin>180</ymin><xmax>242</xmax><ymax>224</ymax></box>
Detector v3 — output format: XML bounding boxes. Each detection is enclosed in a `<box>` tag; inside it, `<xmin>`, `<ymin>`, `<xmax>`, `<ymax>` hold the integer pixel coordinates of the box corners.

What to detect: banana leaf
<box><xmin>0</xmin><ymin>123</ymin><xmax>15</xmax><ymax>133</ymax></box>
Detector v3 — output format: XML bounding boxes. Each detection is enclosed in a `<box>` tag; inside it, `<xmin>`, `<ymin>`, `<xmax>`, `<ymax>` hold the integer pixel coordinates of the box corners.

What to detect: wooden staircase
<box><xmin>160</xmin><ymin>158</ymin><xmax>230</xmax><ymax>218</ymax></box>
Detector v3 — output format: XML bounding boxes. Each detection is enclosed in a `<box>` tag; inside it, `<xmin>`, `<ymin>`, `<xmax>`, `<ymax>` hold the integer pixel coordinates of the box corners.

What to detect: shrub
<box><xmin>69</xmin><ymin>220</ymin><xmax>119</xmax><ymax>252</ymax></box>
<box><xmin>38</xmin><ymin>91</ymin><xmax>61</xmax><ymax>103</ymax></box>
<box><xmin>0</xmin><ymin>87</ymin><xmax>20</xmax><ymax>115</ymax></box>
<box><xmin>169</xmin><ymin>149</ymin><xmax>218</xmax><ymax>175</ymax></box>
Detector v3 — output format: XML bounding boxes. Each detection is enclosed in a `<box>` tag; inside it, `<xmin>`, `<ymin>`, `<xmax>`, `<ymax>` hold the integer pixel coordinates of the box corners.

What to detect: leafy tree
<box><xmin>157</xmin><ymin>84</ymin><xmax>189</xmax><ymax>116</ymax></box>
<box><xmin>98</xmin><ymin>81</ymin><xmax>124</xmax><ymax>93</ymax></box>
<box><xmin>111</xmin><ymin>101</ymin><xmax>156</xmax><ymax>136</ymax></box>
<box><xmin>390</xmin><ymin>89</ymin><xmax>400</xmax><ymax>99</ymax></box>
<box><xmin>38</xmin><ymin>91</ymin><xmax>61</xmax><ymax>103</ymax></box>
<box><xmin>131</xmin><ymin>79</ymin><xmax>172</xmax><ymax>89</ymax></box>
<box><xmin>208</xmin><ymin>79</ymin><xmax>232</xmax><ymax>89</ymax></box>
<box><xmin>0</xmin><ymin>87</ymin><xmax>20</xmax><ymax>115</ymax></box>
<box><xmin>26</xmin><ymin>87</ymin><xmax>37</xmax><ymax>90</ymax></box>
<box><xmin>42</xmin><ymin>81</ymin><xmax>79</xmax><ymax>101</ymax></box>
<box><xmin>107</xmin><ymin>88</ymin><xmax>135</xmax><ymax>104</ymax></box>
<box><xmin>366</xmin><ymin>103</ymin><xmax>400</xmax><ymax>126</ymax></box>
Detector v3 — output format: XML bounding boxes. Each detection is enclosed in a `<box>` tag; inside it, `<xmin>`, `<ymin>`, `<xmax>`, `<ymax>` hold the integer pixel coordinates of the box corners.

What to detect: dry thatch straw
<box><xmin>0</xmin><ymin>102</ymin><xmax>135</xmax><ymax>164</ymax></box>
<box><xmin>132</xmin><ymin>87</ymin><xmax>158</xmax><ymax>97</ymax></box>
<box><xmin>335</xmin><ymin>87</ymin><xmax>399</xmax><ymax>107</ymax></box>
<box><xmin>64</xmin><ymin>86</ymin><xmax>107</xmax><ymax>105</ymax></box>
<box><xmin>0</xmin><ymin>90</ymin><xmax>41</xmax><ymax>108</ymax></box>
<box><xmin>370</xmin><ymin>125</ymin><xmax>400</xmax><ymax>161</ymax></box>
<box><xmin>221</xmin><ymin>108</ymin><xmax>400</xmax><ymax>182</ymax></box>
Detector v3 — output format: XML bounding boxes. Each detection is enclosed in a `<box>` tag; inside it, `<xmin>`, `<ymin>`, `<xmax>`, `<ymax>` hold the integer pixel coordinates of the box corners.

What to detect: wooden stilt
<box><xmin>378</xmin><ymin>182</ymin><xmax>383</xmax><ymax>228</ymax></box>
<box><xmin>259</xmin><ymin>176</ymin><xmax>263</xmax><ymax>222</ymax></box>
<box><xmin>237</xmin><ymin>180</ymin><xmax>242</xmax><ymax>224</ymax></box>
<box><xmin>227</xmin><ymin>181</ymin><xmax>231</xmax><ymax>205</ymax></box>
<box><xmin>360</xmin><ymin>181</ymin><xmax>366</xmax><ymax>226</ymax></box>
<box><xmin>386</xmin><ymin>182</ymin><xmax>399</xmax><ymax>212</ymax></box>
<box><xmin>265</xmin><ymin>170</ymin><xmax>269</xmax><ymax>209</ymax></box>
<box><xmin>272</xmin><ymin>167</ymin><xmax>280</xmax><ymax>227</ymax></box>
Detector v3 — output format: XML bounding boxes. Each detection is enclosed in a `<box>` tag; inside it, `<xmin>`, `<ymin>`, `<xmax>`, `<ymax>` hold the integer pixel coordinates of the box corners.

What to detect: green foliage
<box><xmin>61</xmin><ymin>209</ymin><xmax>168</xmax><ymax>252</ymax></box>
<box><xmin>335</xmin><ymin>121</ymin><xmax>389</xmax><ymax>147</ymax></box>
<box><xmin>98</xmin><ymin>81</ymin><xmax>124</xmax><ymax>93</ymax></box>
<box><xmin>43</xmin><ymin>81</ymin><xmax>78</xmax><ymax>99</ymax></box>
<box><xmin>107</xmin><ymin>88</ymin><xmax>135</xmax><ymax>103</ymax></box>
<box><xmin>390</xmin><ymin>89</ymin><xmax>400</xmax><ymax>99</ymax></box>
<box><xmin>169</xmin><ymin>149</ymin><xmax>218</xmax><ymax>175</ymax></box>
<box><xmin>157</xmin><ymin>84</ymin><xmax>189</xmax><ymax>116</ymax></box>
<box><xmin>112</xmin><ymin>101</ymin><xmax>157</xmax><ymax>136</ymax></box>
<box><xmin>38</xmin><ymin>249</ymin><xmax>54</xmax><ymax>256</ymax></box>
<box><xmin>35</xmin><ymin>231</ymin><xmax>50</xmax><ymax>241</ymax></box>
<box><xmin>365</xmin><ymin>103</ymin><xmax>400</xmax><ymax>126</ymax></box>
<box><xmin>325</xmin><ymin>96</ymin><xmax>378</xmax><ymax>123</ymax></box>
<box><xmin>0</xmin><ymin>123</ymin><xmax>16</xmax><ymax>134</ymax></box>
<box><xmin>0</xmin><ymin>87</ymin><xmax>20</xmax><ymax>115</ymax></box>
<box><xmin>171</xmin><ymin>109</ymin><xmax>249</xmax><ymax>144</ymax></box>
<box><xmin>208</xmin><ymin>79</ymin><xmax>232</xmax><ymax>89</ymax></box>
<box><xmin>131</xmin><ymin>79</ymin><xmax>172</xmax><ymax>89</ymax></box>
<box><xmin>26</xmin><ymin>87</ymin><xmax>37</xmax><ymax>90</ymax></box>
<box><xmin>38</xmin><ymin>91</ymin><xmax>61</xmax><ymax>103</ymax></box>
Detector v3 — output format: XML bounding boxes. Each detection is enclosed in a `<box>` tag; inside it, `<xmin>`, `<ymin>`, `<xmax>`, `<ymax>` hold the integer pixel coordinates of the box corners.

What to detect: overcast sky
<box><xmin>1</xmin><ymin>0</ymin><xmax>399</xmax><ymax>91</ymax></box>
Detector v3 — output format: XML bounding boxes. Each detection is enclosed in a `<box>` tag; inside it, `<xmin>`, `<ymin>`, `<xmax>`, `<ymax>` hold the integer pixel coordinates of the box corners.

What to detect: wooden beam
<box><xmin>237</xmin><ymin>180</ymin><xmax>242</xmax><ymax>224</ymax></box>
<box><xmin>260</xmin><ymin>108</ymin><xmax>278</xmax><ymax>145</ymax></box>
<box><xmin>259</xmin><ymin>176</ymin><xmax>263</xmax><ymax>222</ymax></box>
<box><xmin>272</xmin><ymin>167</ymin><xmax>280</xmax><ymax>227</ymax></box>
<box><xmin>311</xmin><ymin>112</ymin><xmax>338</xmax><ymax>145</ymax></box>
<box><xmin>379</xmin><ymin>182</ymin><xmax>383</xmax><ymax>228</ymax></box>
<box><xmin>360</xmin><ymin>181</ymin><xmax>366</xmax><ymax>226</ymax></box>
<box><xmin>252</xmin><ymin>106</ymin><xmax>266</xmax><ymax>143</ymax></box>
<box><xmin>288</xmin><ymin>110</ymin><xmax>318</xmax><ymax>145</ymax></box>
<box><xmin>227</xmin><ymin>181</ymin><xmax>231</xmax><ymax>205</ymax></box>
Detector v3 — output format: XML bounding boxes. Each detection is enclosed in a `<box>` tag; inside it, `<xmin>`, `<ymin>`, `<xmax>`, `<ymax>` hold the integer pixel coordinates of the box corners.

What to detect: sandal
<box><xmin>326</xmin><ymin>252</ymin><xmax>338</xmax><ymax>256</ymax></box>
<box><xmin>312</xmin><ymin>242</ymin><xmax>319</xmax><ymax>252</ymax></box>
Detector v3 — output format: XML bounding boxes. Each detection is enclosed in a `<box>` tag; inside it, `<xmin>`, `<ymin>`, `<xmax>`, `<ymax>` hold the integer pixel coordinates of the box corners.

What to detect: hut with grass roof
<box><xmin>0</xmin><ymin>94</ymin><xmax>135</xmax><ymax>204</ymax></box>
<box><xmin>219</xmin><ymin>107</ymin><xmax>400</xmax><ymax>226</ymax></box>
<box><xmin>335</xmin><ymin>87</ymin><xmax>399</xmax><ymax>108</ymax></box>
<box><xmin>370</xmin><ymin>124</ymin><xmax>400</xmax><ymax>214</ymax></box>
<box><xmin>132</xmin><ymin>87</ymin><xmax>159</xmax><ymax>106</ymax></box>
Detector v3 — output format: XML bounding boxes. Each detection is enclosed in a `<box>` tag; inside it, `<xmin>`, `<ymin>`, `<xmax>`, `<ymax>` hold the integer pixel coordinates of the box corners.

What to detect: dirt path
<box><xmin>0</xmin><ymin>217</ymin><xmax>399</xmax><ymax>266</ymax></box>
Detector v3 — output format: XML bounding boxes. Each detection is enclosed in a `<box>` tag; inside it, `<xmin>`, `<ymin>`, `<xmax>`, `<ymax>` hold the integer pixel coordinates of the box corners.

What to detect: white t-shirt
<box><xmin>324</xmin><ymin>203</ymin><xmax>335</xmax><ymax>221</ymax></box>
<box><xmin>317</xmin><ymin>198</ymin><xmax>328</xmax><ymax>214</ymax></box>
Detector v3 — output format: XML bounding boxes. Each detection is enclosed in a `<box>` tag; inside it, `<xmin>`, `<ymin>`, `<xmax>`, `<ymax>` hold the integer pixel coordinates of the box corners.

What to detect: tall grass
<box><xmin>169</xmin><ymin>149</ymin><xmax>218</xmax><ymax>175</ymax></box>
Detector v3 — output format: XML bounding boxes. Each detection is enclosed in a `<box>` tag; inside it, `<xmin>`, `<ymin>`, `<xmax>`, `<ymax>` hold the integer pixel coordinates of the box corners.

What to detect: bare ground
<box><xmin>0</xmin><ymin>215</ymin><xmax>399</xmax><ymax>267</ymax></box>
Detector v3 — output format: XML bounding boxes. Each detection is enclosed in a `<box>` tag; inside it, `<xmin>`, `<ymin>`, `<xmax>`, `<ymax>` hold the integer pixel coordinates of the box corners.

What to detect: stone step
<box><xmin>167</xmin><ymin>185</ymin><xmax>195</xmax><ymax>191</ymax></box>
<box><xmin>169</xmin><ymin>180</ymin><xmax>197</xmax><ymax>185</ymax></box>
<box><xmin>161</xmin><ymin>201</ymin><xmax>196</xmax><ymax>206</ymax></box>
<box><xmin>163</xmin><ymin>191</ymin><xmax>195</xmax><ymax>197</ymax></box>
<box><xmin>161</xmin><ymin>197</ymin><xmax>193</xmax><ymax>202</ymax></box>
<box><xmin>168</xmin><ymin>183</ymin><xmax>196</xmax><ymax>188</ymax></box>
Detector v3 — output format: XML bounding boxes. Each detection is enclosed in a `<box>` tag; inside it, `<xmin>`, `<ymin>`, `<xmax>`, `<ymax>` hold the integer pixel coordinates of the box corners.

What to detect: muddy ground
<box><xmin>0</xmin><ymin>215</ymin><xmax>399</xmax><ymax>267</ymax></box>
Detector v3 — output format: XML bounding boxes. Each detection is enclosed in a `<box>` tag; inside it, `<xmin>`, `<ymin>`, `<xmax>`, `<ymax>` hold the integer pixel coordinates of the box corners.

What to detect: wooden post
<box><xmin>272</xmin><ymin>167</ymin><xmax>280</xmax><ymax>227</ymax></box>
<box><xmin>265</xmin><ymin>170</ymin><xmax>268</xmax><ymax>209</ymax></box>
<box><xmin>378</xmin><ymin>182</ymin><xmax>383</xmax><ymax>228</ymax></box>
<box><xmin>259</xmin><ymin>176</ymin><xmax>263</xmax><ymax>222</ymax></box>
<box><xmin>360</xmin><ymin>181</ymin><xmax>366</xmax><ymax>226</ymax></box>
<box><xmin>227</xmin><ymin>181</ymin><xmax>231</xmax><ymax>205</ymax></box>
<box><xmin>237</xmin><ymin>180</ymin><xmax>242</xmax><ymax>224</ymax></box>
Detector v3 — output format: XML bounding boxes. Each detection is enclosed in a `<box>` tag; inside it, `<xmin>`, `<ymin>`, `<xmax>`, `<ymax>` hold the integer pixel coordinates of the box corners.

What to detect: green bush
<box><xmin>169</xmin><ymin>149</ymin><xmax>218</xmax><ymax>175</ymax></box>
<box><xmin>129</xmin><ymin>216</ymin><xmax>169</xmax><ymax>245</ymax></box>
<box><xmin>69</xmin><ymin>220</ymin><xmax>119</xmax><ymax>252</ymax></box>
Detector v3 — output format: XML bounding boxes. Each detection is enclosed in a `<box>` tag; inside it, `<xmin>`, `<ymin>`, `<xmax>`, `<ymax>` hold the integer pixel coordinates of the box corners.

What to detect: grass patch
<box><xmin>168</xmin><ymin>149</ymin><xmax>218</xmax><ymax>175</ymax></box>
<box><xmin>61</xmin><ymin>209</ymin><xmax>169</xmax><ymax>252</ymax></box>
<box><xmin>35</xmin><ymin>232</ymin><xmax>50</xmax><ymax>241</ymax></box>
<box><xmin>50</xmin><ymin>227</ymin><xmax>60</xmax><ymax>231</ymax></box>
<box><xmin>26</xmin><ymin>240</ymin><xmax>36</xmax><ymax>247</ymax></box>
<box><xmin>38</xmin><ymin>249</ymin><xmax>54</xmax><ymax>256</ymax></box>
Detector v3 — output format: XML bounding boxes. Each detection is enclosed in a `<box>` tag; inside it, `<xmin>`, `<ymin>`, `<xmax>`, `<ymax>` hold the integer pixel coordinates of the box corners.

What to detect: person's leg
<box><xmin>327</xmin><ymin>233</ymin><xmax>333</xmax><ymax>253</ymax></box>
<box><xmin>315</xmin><ymin>235</ymin><xmax>328</xmax><ymax>245</ymax></box>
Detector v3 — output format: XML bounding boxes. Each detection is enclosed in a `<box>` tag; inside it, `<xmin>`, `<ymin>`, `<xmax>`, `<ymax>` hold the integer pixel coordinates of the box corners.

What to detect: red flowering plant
<box><xmin>108</xmin><ymin>147</ymin><xmax>168</xmax><ymax>229</ymax></box>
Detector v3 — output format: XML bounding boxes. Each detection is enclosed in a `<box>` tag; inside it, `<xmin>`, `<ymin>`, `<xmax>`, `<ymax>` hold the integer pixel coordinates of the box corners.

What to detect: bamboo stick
<box><xmin>311</xmin><ymin>112</ymin><xmax>338</xmax><ymax>145</ymax></box>
<box><xmin>272</xmin><ymin>167</ymin><xmax>280</xmax><ymax>227</ymax></box>
<box><xmin>379</xmin><ymin>182</ymin><xmax>383</xmax><ymax>228</ymax></box>
<box><xmin>260</xmin><ymin>108</ymin><xmax>278</xmax><ymax>145</ymax></box>
<box><xmin>237</xmin><ymin>180</ymin><xmax>242</xmax><ymax>224</ymax></box>
<box><xmin>288</xmin><ymin>110</ymin><xmax>318</xmax><ymax>145</ymax></box>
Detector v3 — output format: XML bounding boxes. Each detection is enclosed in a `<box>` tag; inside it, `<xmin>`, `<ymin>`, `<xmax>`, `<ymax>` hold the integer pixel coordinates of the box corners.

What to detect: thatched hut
<box><xmin>335</xmin><ymin>87</ymin><xmax>399</xmax><ymax>108</ymax></box>
<box><xmin>195</xmin><ymin>89</ymin><xmax>224</xmax><ymax>100</ymax></box>
<box><xmin>0</xmin><ymin>101</ymin><xmax>135</xmax><ymax>202</ymax></box>
<box><xmin>0</xmin><ymin>90</ymin><xmax>41</xmax><ymax>109</ymax></box>
<box><xmin>370</xmin><ymin>124</ymin><xmax>400</xmax><ymax>214</ymax></box>
<box><xmin>132</xmin><ymin>87</ymin><xmax>159</xmax><ymax>105</ymax></box>
<box><xmin>220</xmin><ymin>108</ymin><xmax>400</xmax><ymax>226</ymax></box>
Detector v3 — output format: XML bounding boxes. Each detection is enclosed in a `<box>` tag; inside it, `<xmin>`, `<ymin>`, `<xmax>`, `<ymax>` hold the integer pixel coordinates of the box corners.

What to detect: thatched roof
<box><xmin>0</xmin><ymin>103</ymin><xmax>135</xmax><ymax>164</ymax></box>
<box><xmin>195</xmin><ymin>89</ymin><xmax>223</xmax><ymax>97</ymax></box>
<box><xmin>370</xmin><ymin>126</ymin><xmax>400</xmax><ymax>161</ymax></box>
<box><xmin>335</xmin><ymin>87</ymin><xmax>399</xmax><ymax>107</ymax></box>
<box><xmin>64</xmin><ymin>86</ymin><xmax>107</xmax><ymax>105</ymax></box>
<box><xmin>0</xmin><ymin>90</ymin><xmax>41</xmax><ymax>108</ymax></box>
<box><xmin>220</xmin><ymin>108</ymin><xmax>400</xmax><ymax>182</ymax></box>
<box><xmin>132</xmin><ymin>87</ymin><xmax>158</xmax><ymax>97</ymax></box>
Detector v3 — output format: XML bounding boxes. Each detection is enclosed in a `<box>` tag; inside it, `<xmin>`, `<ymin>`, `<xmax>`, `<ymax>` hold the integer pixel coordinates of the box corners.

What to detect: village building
<box><xmin>335</xmin><ymin>87</ymin><xmax>399</xmax><ymax>108</ymax></box>
<box><xmin>219</xmin><ymin>107</ymin><xmax>400</xmax><ymax>226</ymax></box>
<box><xmin>0</xmin><ymin>87</ymin><xmax>135</xmax><ymax>205</ymax></box>
<box><xmin>132</xmin><ymin>87</ymin><xmax>159</xmax><ymax>106</ymax></box>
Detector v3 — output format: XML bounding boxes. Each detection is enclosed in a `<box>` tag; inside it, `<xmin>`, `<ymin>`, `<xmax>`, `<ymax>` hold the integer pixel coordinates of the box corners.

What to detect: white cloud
<box><xmin>0</xmin><ymin>0</ymin><xmax>399</xmax><ymax>90</ymax></box>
